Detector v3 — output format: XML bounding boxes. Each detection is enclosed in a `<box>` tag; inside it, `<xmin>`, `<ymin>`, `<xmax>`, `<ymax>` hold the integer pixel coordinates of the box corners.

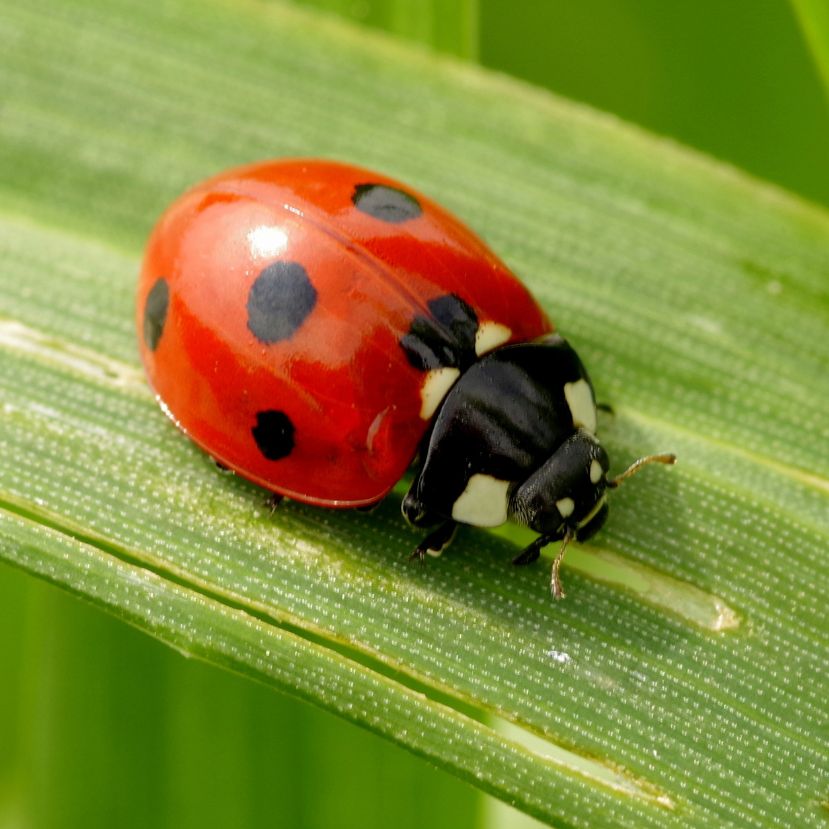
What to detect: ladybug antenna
<box><xmin>607</xmin><ymin>453</ymin><xmax>676</xmax><ymax>489</ymax></box>
<box><xmin>550</xmin><ymin>529</ymin><xmax>574</xmax><ymax>600</ymax></box>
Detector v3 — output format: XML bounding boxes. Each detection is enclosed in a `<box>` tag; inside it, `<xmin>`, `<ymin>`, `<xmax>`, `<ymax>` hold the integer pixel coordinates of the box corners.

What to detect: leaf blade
<box><xmin>0</xmin><ymin>508</ymin><xmax>677</xmax><ymax>827</ymax></box>
<box><xmin>1</xmin><ymin>0</ymin><xmax>828</xmax><ymax>827</ymax></box>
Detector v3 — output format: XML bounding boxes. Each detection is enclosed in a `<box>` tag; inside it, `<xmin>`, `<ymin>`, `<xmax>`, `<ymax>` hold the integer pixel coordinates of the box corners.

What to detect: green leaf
<box><xmin>1</xmin><ymin>1</ymin><xmax>828</xmax><ymax>827</ymax></box>
<box><xmin>791</xmin><ymin>0</ymin><xmax>829</xmax><ymax>99</ymax></box>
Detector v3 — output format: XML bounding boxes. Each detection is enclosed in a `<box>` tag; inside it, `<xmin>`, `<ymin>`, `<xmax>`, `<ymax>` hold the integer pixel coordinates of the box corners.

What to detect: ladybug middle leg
<box><xmin>410</xmin><ymin>521</ymin><xmax>457</xmax><ymax>562</ymax></box>
<box><xmin>265</xmin><ymin>492</ymin><xmax>285</xmax><ymax>514</ymax></box>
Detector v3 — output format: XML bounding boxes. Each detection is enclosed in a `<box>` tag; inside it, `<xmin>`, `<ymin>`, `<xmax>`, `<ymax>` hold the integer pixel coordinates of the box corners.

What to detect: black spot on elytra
<box><xmin>400</xmin><ymin>294</ymin><xmax>478</xmax><ymax>371</ymax></box>
<box><xmin>352</xmin><ymin>183</ymin><xmax>422</xmax><ymax>223</ymax></box>
<box><xmin>143</xmin><ymin>277</ymin><xmax>169</xmax><ymax>351</ymax></box>
<box><xmin>252</xmin><ymin>410</ymin><xmax>295</xmax><ymax>461</ymax></box>
<box><xmin>247</xmin><ymin>261</ymin><xmax>317</xmax><ymax>344</ymax></box>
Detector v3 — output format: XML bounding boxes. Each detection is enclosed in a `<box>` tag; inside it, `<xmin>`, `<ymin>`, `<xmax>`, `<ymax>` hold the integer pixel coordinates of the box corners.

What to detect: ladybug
<box><xmin>137</xmin><ymin>159</ymin><xmax>674</xmax><ymax>598</ymax></box>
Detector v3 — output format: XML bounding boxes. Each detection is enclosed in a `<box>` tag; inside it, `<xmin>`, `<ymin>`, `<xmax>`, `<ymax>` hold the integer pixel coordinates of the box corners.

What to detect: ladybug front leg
<box><xmin>511</xmin><ymin>534</ymin><xmax>553</xmax><ymax>566</ymax></box>
<box><xmin>410</xmin><ymin>520</ymin><xmax>457</xmax><ymax>562</ymax></box>
<box><xmin>511</xmin><ymin>531</ymin><xmax>573</xmax><ymax>599</ymax></box>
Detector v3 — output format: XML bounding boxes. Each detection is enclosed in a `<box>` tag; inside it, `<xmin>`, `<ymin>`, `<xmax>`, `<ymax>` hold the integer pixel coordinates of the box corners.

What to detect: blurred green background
<box><xmin>2</xmin><ymin>2</ymin><xmax>826</xmax><ymax>828</ymax></box>
<box><xmin>305</xmin><ymin>0</ymin><xmax>829</xmax><ymax>207</ymax></box>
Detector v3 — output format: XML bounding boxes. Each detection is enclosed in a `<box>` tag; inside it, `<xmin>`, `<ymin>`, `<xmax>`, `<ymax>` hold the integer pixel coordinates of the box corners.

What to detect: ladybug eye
<box><xmin>352</xmin><ymin>183</ymin><xmax>422</xmax><ymax>223</ymax></box>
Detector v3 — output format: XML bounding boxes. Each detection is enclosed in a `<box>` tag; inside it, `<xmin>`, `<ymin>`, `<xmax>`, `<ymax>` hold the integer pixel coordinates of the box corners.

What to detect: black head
<box><xmin>508</xmin><ymin>429</ymin><xmax>611</xmax><ymax>541</ymax></box>
<box><xmin>509</xmin><ymin>432</ymin><xmax>675</xmax><ymax>598</ymax></box>
<box><xmin>509</xmin><ymin>431</ymin><xmax>677</xmax><ymax>541</ymax></box>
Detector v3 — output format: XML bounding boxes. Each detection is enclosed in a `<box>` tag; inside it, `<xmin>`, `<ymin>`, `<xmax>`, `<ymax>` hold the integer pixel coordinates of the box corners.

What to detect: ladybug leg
<box><xmin>410</xmin><ymin>521</ymin><xmax>457</xmax><ymax>562</ymax></box>
<box><xmin>356</xmin><ymin>502</ymin><xmax>381</xmax><ymax>514</ymax></box>
<box><xmin>549</xmin><ymin>529</ymin><xmax>576</xmax><ymax>600</ymax></box>
<box><xmin>265</xmin><ymin>492</ymin><xmax>285</xmax><ymax>514</ymax></box>
<box><xmin>511</xmin><ymin>534</ymin><xmax>553</xmax><ymax>566</ymax></box>
<box><xmin>596</xmin><ymin>402</ymin><xmax>614</xmax><ymax>415</ymax></box>
<box><xmin>512</xmin><ymin>531</ymin><xmax>573</xmax><ymax>599</ymax></box>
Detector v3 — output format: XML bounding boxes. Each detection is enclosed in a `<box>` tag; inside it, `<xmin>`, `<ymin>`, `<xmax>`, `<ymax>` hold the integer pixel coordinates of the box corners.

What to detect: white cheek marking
<box><xmin>564</xmin><ymin>379</ymin><xmax>597</xmax><ymax>434</ymax></box>
<box><xmin>419</xmin><ymin>367</ymin><xmax>460</xmax><ymax>419</ymax></box>
<box><xmin>451</xmin><ymin>474</ymin><xmax>511</xmax><ymax>527</ymax></box>
<box><xmin>475</xmin><ymin>321</ymin><xmax>512</xmax><ymax>356</ymax></box>
<box><xmin>556</xmin><ymin>497</ymin><xmax>575</xmax><ymax>518</ymax></box>
<box><xmin>577</xmin><ymin>494</ymin><xmax>607</xmax><ymax>528</ymax></box>
<box><xmin>590</xmin><ymin>458</ymin><xmax>603</xmax><ymax>484</ymax></box>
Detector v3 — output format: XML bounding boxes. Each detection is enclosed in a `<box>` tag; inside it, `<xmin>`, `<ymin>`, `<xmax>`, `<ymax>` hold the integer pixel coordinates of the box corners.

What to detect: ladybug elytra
<box><xmin>137</xmin><ymin>159</ymin><xmax>674</xmax><ymax>598</ymax></box>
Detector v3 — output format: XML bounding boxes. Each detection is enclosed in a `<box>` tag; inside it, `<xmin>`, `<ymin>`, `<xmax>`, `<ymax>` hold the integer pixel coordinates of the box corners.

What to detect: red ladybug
<box><xmin>138</xmin><ymin>159</ymin><xmax>673</xmax><ymax>598</ymax></box>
